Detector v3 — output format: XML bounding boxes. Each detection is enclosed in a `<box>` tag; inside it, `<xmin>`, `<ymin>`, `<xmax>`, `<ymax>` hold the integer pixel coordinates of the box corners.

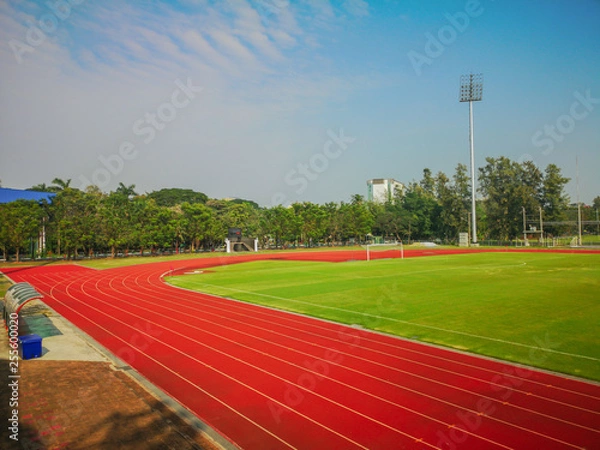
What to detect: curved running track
<box><xmin>3</xmin><ymin>249</ymin><xmax>600</xmax><ymax>449</ymax></box>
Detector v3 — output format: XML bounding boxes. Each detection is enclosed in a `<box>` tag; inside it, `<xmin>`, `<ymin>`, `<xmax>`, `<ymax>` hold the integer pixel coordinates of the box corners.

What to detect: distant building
<box><xmin>367</xmin><ymin>179</ymin><xmax>404</xmax><ymax>203</ymax></box>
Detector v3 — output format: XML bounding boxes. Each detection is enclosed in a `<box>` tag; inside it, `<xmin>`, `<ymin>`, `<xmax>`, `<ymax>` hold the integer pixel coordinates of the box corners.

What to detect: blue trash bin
<box><xmin>19</xmin><ymin>334</ymin><xmax>42</xmax><ymax>360</ymax></box>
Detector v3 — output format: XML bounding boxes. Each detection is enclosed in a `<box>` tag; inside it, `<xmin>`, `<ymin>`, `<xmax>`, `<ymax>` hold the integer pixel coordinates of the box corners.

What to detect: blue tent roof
<box><xmin>0</xmin><ymin>188</ymin><xmax>55</xmax><ymax>204</ymax></box>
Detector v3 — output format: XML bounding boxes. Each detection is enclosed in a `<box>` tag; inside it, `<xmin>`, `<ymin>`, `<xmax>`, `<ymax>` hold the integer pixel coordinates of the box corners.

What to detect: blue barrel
<box><xmin>19</xmin><ymin>334</ymin><xmax>42</xmax><ymax>360</ymax></box>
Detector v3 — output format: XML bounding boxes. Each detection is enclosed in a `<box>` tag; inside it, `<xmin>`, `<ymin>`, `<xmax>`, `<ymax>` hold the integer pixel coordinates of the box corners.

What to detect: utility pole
<box><xmin>522</xmin><ymin>207</ymin><xmax>527</xmax><ymax>245</ymax></box>
<box><xmin>539</xmin><ymin>206</ymin><xmax>544</xmax><ymax>245</ymax></box>
<box><xmin>467</xmin><ymin>212</ymin><xmax>471</xmax><ymax>244</ymax></box>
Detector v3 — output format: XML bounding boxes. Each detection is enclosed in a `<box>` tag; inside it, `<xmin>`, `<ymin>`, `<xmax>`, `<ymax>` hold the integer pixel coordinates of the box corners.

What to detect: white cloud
<box><xmin>134</xmin><ymin>27</ymin><xmax>183</xmax><ymax>59</ymax></box>
<box><xmin>0</xmin><ymin>0</ymin><xmax>368</xmax><ymax>203</ymax></box>
<box><xmin>208</xmin><ymin>27</ymin><xmax>253</xmax><ymax>61</ymax></box>
<box><xmin>267</xmin><ymin>28</ymin><xmax>297</xmax><ymax>48</ymax></box>
<box><xmin>229</xmin><ymin>1</ymin><xmax>285</xmax><ymax>62</ymax></box>
<box><xmin>179</xmin><ymin>29</ymin><xmax>241</xmax><ymax>76</ymax></box>
<box><xmin>343</xmin><ymin>0</ymin><xmax>370</xmax><ymax>18</ymax></box>
<box><xmin>305</xmin><ymin>0</ymin><xmax>335</xmax><ymax>19</ymax></box>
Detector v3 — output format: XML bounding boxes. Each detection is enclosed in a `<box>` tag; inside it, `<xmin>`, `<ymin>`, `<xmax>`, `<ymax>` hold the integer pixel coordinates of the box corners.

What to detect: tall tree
<box><xmin>50</xmin><ymin>188</ymin><xmax>99</xmax><ymax>259</ymax></box>
<box><xmin>261</xmin><ymin>206</ymin><xmax>294</xmax><ymax>248</ymax></box>
<box><xmin>541</xmin><ymin>164</ymin><xmax>570</xmax><ymax>235</ymax></box>
<box><xmin>434</xmin><ymin>171</ymin><xmax>455</xmax><ymax>240</ymax></box>
<box><xmin>115</xmin><ymin>183</ymin><xmax>138</xmax><ymax>198</ymax></box>
<box><xmin>98</xmin><ymin>190</ymin><xmax>138</xmax><ymax>257</ymax></box>
<box><xmin>479</xmin><ymin>157</ymin><xmax>518</xmax><ymax>240</ymax></box>
<box><xmin>403</xmin><ymin>182</ymin><xmax>439</xmax><ymax>240</ymax></box>
<box><xmin>323</xmin><ymin>202</ymin><xmax>343</xmax><ymax>245</ymax></box>
<box><xmin>419</xmin><ymin>168</ymin><xmax>436</xmax><ymax>198</ymax></box>
<box><xmin>29</xmin><ymin>183</ymin><xmax>51</xmax><ymax>192</ymax></box>
<box><xmin>343</xmin><ymin>195</ymin><xmax>373</xmax><ymax>243</ymax></box>
<box><xmin>371</xmin><ymin>200</ymin><xmax>411</xmax><ymax>242</ymax></box>
<box><xmin>451</xmin><ymin>163</ymin><xmax>471</xmax><ymax>238</ymax></box>
<box><xmin>181</xmin><ymin>202</ymin><xmax>213</xmax><ymax>251</ymax></box>
<box><xmin>148</xmin><ymin>206</ymin><xmax>178</xmax><ymax>253</ymax></box>
<box><xmin>0</xmin><ymin>203</ymin><xmax>9</xmax><ymax>260</ymax></box>
<box><xmin>293</xmin><ymin>202</ymin><xmax>327</xmax><ymax>247</ymax></box>
<box><xmin>2</xmin><ymin>200</ymin><xmax>42</xmax><ymax>262</ymax></box>
<box><xmin>478</xmin><ymin>157</ymin><xmax>545</xmax><ymax>240</ymax></box>
<box><xmin>147</xmin><ymin>188</ymin><xmax>208</xmax><ymax>207</ymax></box>
<box><xmin>50</xmin><ymin>178</ymin><xmax>72</xmax><ymax>192</ymax></box>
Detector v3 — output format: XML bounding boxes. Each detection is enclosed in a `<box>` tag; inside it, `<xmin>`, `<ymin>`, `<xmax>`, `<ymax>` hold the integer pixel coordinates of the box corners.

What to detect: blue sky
<box><xmin>1</xmin><ymin>0</ymin><xmax>599</xmax><ymax>206</ymax></box>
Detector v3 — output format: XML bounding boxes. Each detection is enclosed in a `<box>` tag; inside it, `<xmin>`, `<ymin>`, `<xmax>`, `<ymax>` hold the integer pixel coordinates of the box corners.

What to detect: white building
<box><xmin>367</xmin><ymin>179</ymin><xmax>404</xmax><ymax>203</ymax></box>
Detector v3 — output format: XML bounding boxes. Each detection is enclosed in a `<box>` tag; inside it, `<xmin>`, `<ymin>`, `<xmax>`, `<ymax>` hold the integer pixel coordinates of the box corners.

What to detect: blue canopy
<box><xmin>0</xmin><ymin>188</ymin><xmax>55</xmax><ymax>204</ymax></box>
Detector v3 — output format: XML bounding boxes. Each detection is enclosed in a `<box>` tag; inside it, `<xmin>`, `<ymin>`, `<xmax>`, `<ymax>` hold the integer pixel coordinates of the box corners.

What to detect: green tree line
<box><xmin>0</xmin><ymin>159</ymin><xmax>596</xmax><ymax>261</ymax></box>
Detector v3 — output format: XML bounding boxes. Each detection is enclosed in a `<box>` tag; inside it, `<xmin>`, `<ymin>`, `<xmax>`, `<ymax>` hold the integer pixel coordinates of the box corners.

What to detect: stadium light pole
<box><xmin>459</xmin><ymin>73</ymin><xmax>483</xmax><ymax>246</ymax></box>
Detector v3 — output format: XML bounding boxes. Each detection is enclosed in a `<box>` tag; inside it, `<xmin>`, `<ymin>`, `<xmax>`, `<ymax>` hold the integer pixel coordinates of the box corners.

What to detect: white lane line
<box><xmin>190</xmin><ymin>282</ymin><xmax>599</xmax><ymax>362</ymax></box>
<box><xmin>31</xmin><ymin>272</ymin><xmax>301</xmax><ymax>450</ymax></box>
<box><xmin>84</xmin><ymin>272</ymin><xmax>444</xmax><ymax>449</ymax></box>
<box><xmin>142</xmin><ymin>276</ymin><xmax>600</xmax><ymax>410</ymax></box>
<box><xmin>116</xmin><ymin>269</ymin><xmax>600</xmax><ymax>440</ymax></box>
<box><xmin>82</xmin><ymin>273</ymin><xmax>371</xmax><ymax>449</ymax></box>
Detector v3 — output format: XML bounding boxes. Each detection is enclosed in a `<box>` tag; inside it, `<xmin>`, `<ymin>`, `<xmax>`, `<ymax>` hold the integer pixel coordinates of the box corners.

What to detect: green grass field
<box><xmin>582</xmin><ymin>234</ymin><xmax>600</xmax><ymax>244</ymax></box>
<box><xmin>167</xmin><ymin>252</ymin><xmax>600</xmax><ymax>381</ymax></box>
<box><xmin>0</xmin><ymin>274</ymin><xmax>11</xmax><ymax>298</ymax></box>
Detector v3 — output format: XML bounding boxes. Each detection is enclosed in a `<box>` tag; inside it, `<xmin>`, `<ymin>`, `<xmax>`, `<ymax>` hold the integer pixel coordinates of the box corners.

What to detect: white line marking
<box><xmin>191</xmin><ymin>282</ymin><xmax>599</xmax><ymax>362</ymax></box>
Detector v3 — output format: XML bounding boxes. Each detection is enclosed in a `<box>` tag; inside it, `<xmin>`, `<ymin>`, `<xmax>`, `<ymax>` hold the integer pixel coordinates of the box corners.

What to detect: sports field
<box><xmin>168</xmin><ymin>251</ymin><xmax>600</xmax><ymax>381</ymax></box>
<box><xmin>3</xmin><ymin>248</ymin><xmax>599</xmax><ymax>448</ymax></box>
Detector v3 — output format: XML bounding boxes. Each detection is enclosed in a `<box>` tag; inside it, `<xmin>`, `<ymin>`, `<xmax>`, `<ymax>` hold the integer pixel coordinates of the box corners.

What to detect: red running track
<box><xmin>2</xmin><ymin>249</ymin><xmax>600</xmax><ymax>449</ymax></box>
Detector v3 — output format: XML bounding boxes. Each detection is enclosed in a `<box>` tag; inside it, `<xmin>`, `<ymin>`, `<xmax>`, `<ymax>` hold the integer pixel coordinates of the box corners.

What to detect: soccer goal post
<box><xmin>363</xmin><ymin>241</ymin><xmax>404</xmax><ymax>261</ymax></box>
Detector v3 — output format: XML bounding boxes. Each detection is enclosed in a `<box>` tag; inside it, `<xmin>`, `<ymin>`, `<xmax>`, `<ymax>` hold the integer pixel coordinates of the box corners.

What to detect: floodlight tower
<box><xmin>459</xmin><ymin>73</ymin><xmax>483</xmax><ymax>245</ymax></box>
